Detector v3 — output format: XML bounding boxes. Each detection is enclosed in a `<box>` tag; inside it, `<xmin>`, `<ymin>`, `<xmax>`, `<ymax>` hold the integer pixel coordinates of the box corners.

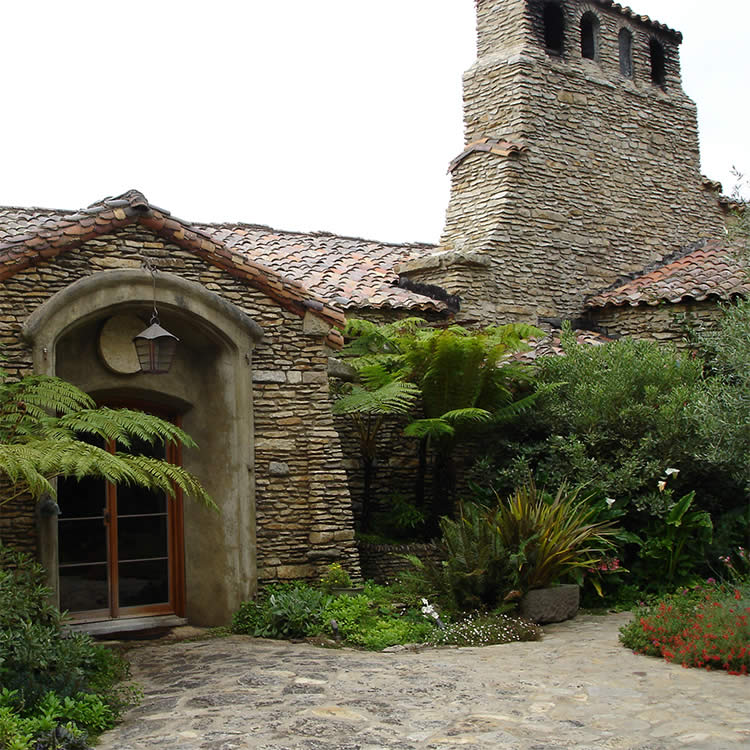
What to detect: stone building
<box><xmin>399</xmin><ymin>0</ymin><xmax>738</xmax><ymax>326</ymax></box>
<box><xmin>0</xmin><ymin>0</ymin><xmax>744</xmax><ymax>630</ymax></box>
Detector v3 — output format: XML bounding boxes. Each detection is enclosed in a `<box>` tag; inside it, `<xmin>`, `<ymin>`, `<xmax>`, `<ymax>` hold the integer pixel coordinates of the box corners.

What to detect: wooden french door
<box><xmin>57</xmin><ymin>413</ymin><xmax>185</xmax><ymax>621</ymax></box>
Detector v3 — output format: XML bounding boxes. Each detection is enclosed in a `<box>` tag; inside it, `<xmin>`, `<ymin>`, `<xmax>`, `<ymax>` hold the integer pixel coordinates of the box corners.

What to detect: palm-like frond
<box><xmin>404</xmin><ymin>418</ymin><xmax>455</xmax><ymax>440</ymax></box>
<box><xmin>440</xmin><ymin>408</ymin><xmax>492</xmax><ymax>424</ymax></box>
<box><xmin>55</xmin><ymin>409</ymin><xmax>197</xmax><ymax>449</ymax></box>
<box><xmin>333</xmin><ymin>380</ymin><xmax>419</xmax><ymax>416</ymax></box>
<box><xmin>0</xmin><ymin>441</ymin><xmax>215</xmax><ymax>510</ymax></box>
<box><xmin>0</xmin><ymin>368</ymin><xmax>213</xmax><ymax>509</ymax></box>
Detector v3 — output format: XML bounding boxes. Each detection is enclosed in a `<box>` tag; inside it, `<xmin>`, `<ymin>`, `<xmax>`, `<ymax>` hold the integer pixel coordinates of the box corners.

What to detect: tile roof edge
<box><xmin>0</xmin><ymin>192</ymin><xmax>348</xmax><ymax>348</ymax></box>
<box><xmin>584</xmin><ymin>239</ymin><xmax>749</xmax><ymax>309</ymax></box>
<box><xmin>591</xmin><ymin>0</ymin><xmax>682</xmax><ymax>41</ymax></box>
<box><xmin>198</xmin><ymin>220</ymin><xmax>437</xmax><ymax>250</ymax></box>
<box><xmin>583</xmin><ymin>238</ymin><xmax>714</xmax><ymax>306</ymax></box>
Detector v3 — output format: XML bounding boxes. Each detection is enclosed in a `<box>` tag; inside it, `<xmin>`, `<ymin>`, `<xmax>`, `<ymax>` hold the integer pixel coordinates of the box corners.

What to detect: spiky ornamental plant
<box><xmin>0</xmin><ymin>366</ymin><xmax>214</xmax><ymax>510</ymax></box>
<box><xmin>493</xmin><ymin>480</ymin><xmax>618</xmax><ymax>593</ymax></box>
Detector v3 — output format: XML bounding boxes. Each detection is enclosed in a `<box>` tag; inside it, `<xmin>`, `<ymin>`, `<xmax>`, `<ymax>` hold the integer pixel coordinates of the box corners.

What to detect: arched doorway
<box><xmin>23</xmin><ymin>270</ymin><xmax>263</xmax><ymax>626</ymax></box>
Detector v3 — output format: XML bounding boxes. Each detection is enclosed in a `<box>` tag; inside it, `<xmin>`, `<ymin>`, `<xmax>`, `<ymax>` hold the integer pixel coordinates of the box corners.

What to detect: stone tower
<box><xmin>401</xmin><ymin>0</ymin><xmax>727</xmax><ymax>325</ymax></box>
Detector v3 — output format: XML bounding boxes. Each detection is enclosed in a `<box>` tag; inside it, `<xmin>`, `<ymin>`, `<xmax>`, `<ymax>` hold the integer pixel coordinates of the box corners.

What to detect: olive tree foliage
<box><xmin>0</xmin><ymin>366</ymin><xmax>214</xmax><ymax>509</ymax></box>
<box><xmin>690</xmin><ymin>298</ymin><xmax>750</xmax><ymax>490</ymax></box>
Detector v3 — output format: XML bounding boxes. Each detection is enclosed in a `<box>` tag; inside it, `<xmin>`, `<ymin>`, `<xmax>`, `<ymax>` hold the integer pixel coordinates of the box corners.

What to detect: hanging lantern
<box><xmin>133</xmin><ymin>316</ymin><xmax>179</xmax><ymax>374</ymax></box>
<box><xmin>133</xmin><ymin>261</ymin><xmax>179</xmax><ymax>374</ymax></box>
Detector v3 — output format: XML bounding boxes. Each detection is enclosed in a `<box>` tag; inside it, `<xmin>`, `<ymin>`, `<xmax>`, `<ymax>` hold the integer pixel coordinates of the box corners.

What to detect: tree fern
<box><xmin>334</xmin><ymin>319</ymin><xmax>543</xmax><ymax>526</ymax></box>
<box><xmin>0</xmin><ymin>365</ymin><xmax>214</xmax><ymax>510</ymax></box>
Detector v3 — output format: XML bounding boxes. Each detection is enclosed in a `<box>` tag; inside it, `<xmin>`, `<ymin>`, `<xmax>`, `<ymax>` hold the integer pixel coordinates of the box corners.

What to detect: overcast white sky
<box><xmin>1</xmin><ymin>1</ymin><xmax>747</xmax><ymax>244</ymax></box>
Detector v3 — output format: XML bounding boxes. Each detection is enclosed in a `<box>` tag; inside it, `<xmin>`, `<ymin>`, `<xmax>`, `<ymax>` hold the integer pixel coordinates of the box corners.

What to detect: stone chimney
<box><xmin>400</xmin><ymin>0</ymin><xmax>726</xmax><ymax>325</ymax></box>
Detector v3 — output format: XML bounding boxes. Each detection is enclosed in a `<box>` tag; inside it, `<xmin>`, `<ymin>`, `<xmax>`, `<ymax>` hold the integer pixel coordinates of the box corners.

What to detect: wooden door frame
<box><xmin>62</xmin><ymin>401</ymin><xmax>186</xmax><ymax>621</ymax></box>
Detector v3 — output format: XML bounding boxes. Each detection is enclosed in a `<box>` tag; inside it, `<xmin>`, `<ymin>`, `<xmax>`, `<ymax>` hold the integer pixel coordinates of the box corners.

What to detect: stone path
<box><xmin>97</xmin><ymin>613</ymin><xmax>750</xmax><ymax>750</ymax></box>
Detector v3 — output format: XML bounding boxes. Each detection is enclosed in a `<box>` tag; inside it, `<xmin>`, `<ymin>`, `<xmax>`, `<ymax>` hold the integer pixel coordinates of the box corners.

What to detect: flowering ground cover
<box><xmin>231</xmin><ymin>580</ymin><xmax>541</xmax><ymax>650</ymax></box>
<box><xmin>619</xmin><ymin>570</ymin><xmax>750</xmax><ymax>676</ymax></box>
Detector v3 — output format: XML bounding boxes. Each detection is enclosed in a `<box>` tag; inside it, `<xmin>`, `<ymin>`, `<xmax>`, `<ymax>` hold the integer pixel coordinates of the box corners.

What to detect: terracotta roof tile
<box><xmin>512</xmin><ymin>329</ymin><xmax>612</xmax><ymax>364</ymax></box>
<box><xmin>0</xmin><ymin>190</ymin><xmax>352</xmax><ymax>348</ymax></box>
<box><xmin>585</xmin><ymin>240</ymin><xmax>750</xmax><ymax>309</ymax></box>
<box><xmin>448</xmin><ymin>137</ymin><xmax>526</xmax><ymax>174</ymax></box>
<box><xmin>193</xmin><ymin>222</ymin><xmax>446</xmax><ymax>313</ymax></box>
<box><xmin>0</xmin><ymin>191</ymin><xmax>451</xmax><ymax>345</ymax></box>
<box><xmin>591</xmin><ymin>1</ymin><xmax>682</xmax><ymax>41</ymax></box>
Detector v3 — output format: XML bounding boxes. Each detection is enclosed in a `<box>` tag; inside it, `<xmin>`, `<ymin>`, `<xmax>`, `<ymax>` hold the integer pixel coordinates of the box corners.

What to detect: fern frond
<box><xmin>404</xmin><ymin>418</ymin><xmax>455</xmax><ymax>440</ymax></box>
<box><xmin>55</xmin><ymin>409</ymin><xmax>197</xmax><ymax>449</ymax></box>
<box><xmin>333</xmin><ymin>381</ymin><xmax>418</xmax><ymax>416</ymax></box>
<box><xmin>0</xmin><ymin>441</ymin><xmax>215</xmax><ymax>510</ymax></box>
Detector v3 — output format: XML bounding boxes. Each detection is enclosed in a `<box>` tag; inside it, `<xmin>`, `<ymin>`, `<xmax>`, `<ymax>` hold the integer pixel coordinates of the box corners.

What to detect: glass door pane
<box><xmin>58</xmin><ymin>474</ymin><xmax>109</xmax><ymax>612</ymax></box>
<box><xmin>116</xmin><ymin>437</ymin><xmax>170</xmax><ymax>610</ymax></box>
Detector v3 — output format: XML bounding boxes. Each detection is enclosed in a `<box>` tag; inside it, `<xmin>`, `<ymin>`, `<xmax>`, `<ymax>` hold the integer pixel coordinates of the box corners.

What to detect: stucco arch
<box><xmin>22</xmin><ymin>269</ymin><xmax>264</xmax><ymax>626</ymax></box>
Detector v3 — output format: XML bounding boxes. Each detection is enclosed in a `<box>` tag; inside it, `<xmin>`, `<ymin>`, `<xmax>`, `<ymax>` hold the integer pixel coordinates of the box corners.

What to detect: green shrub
<box><xmin>620</xmin><ymin>580</ymin><xmax>750</xmax><ymax>674</ymax></box>
<box><xmin>0</xmin><ymin>543</ymin><xmax>135</xmax><ymax>746</ymax></box>
<box><xmin>475</xmin><ymin>329</ymin><xmax>750</xmax><ymax>593</ymax></box>
<box><xmin>0</xmin><ymin>702</ymin><xmax>91</xmax><ymax>750</ymax></box>
<box><xmin>231</xmin><ymin>583</ymin><xmax>331</xmax><ymax>639</ymax></box>
<box><xmin>319</xmin><ymin>563</ymin><xmax>352</xmax><ymax>593</ymax></box>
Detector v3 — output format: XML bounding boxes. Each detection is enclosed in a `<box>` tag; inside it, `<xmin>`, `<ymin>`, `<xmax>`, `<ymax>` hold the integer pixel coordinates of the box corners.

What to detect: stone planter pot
<box><xmin>519</xmin><ymin>584</ymin><xmax>579</xmax><ymax>624</ymax></box>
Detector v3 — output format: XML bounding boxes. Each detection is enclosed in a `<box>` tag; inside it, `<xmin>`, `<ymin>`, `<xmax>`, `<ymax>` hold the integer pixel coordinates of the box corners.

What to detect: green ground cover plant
<box><xmin>0</xmin><ymin>544</ymin><xmax>138</xmax><ymax>749</ymax></box>
<box><xmin>428</xmin><ymin>612</ymin><xmax>542</xmax><ymax>647</ymax></box>
<box><xmin>231</xmin><ymin>576</ymin><xmax>541</xmax><ymax>650</ymax></box>
<box><xmin>620</xmin><ymin>558</ymin><xmax>750</xmax><ymax>676</ymax></box>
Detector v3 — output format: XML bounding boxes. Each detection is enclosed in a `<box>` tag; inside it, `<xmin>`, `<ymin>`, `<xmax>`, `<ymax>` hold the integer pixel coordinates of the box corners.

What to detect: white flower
<box><xmin>657</xmin><ymin>480</ymin><xmax>667</xmax><ymax>492</ymax></box>
<box><xmin>605</xmin><ymin>497</ymin><xmax>616</xmax><ymax>507</ymax></box>
<box><xmin>665</xmin><ymin>467</ymin><xmax>680</xmax><ymax>476</ymax></box>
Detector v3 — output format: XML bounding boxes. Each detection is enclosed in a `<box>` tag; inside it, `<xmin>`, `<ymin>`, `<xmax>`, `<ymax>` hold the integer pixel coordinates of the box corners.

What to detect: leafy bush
<box><xmin>0</xmin><ymin>545</ymin><xmax>131</xmax><ymax>712</ymax></box>
<box><xmin>0</xmin><ymin>544</ymin><xmax>135</xmax><ymax>749</ymax></box>
<box><xmin>620</xmin><ymin>579</ymin><xmax>750</xmax><ymax>675</ymax></box>
<box><xmin>476</xmin><ymin>329</ymin><xmax>750</xmax><ymax>593</ymax></box>
<box><xmin>319</xmin><ymin>563</ymin><xmax>353</xmax><ymax>593</ymax></box>
<box><xmin>231</xmin><ymin>583</ymin><xmax>332</xmax><ymax>639</ymax></box>
<box><xmin>0</xmin><ymin>702</ymin><xmax>91</xmax><ymax>750</ymax></box>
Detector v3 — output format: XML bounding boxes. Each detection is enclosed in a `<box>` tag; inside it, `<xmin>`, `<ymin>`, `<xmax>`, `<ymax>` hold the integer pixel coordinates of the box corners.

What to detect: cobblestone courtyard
<box><xmin>98</xmin><ymin>613</ymin><xmax>749</xmax><ymax>750</ymax></box>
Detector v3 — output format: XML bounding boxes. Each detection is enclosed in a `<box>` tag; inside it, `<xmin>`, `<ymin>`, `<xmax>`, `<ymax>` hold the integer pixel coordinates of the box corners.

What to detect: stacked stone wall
<box><xmin>0</xmin><ymin>225</ymin><xmax>360</xmax><ymax>582</ymax></box>
<box><xmin>405</xmin><ymin>0</ymin><xmax>726</xmax><ymax>327</ymax></box>
<box><xmin>357</xmin><ymin>541</ymin><xmax>443</xmax><ymax>585</ymax></box>
<box><xmin>587</xmin><ymin>300</ymin><xmax>724</xmax><ymax>346</ymax></box>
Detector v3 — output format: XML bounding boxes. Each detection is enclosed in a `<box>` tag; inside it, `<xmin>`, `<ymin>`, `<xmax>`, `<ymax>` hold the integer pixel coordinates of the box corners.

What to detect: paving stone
<box><xmin>97</xmin><ymin>614</ymin><xmax>750</xmax><ymax>749</ymax></box>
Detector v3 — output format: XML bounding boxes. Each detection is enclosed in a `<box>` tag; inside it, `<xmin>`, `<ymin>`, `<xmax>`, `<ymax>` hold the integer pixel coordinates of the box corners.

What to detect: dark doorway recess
<box><xmin>57</xmin><ymin>408</ymin><xmax>185</xmax><ymax>622</ymax></box>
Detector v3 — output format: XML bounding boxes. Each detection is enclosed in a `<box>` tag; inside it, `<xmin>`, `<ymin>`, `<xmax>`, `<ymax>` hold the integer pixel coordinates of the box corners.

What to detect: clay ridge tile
<box><xmin>448</xmin><ymin>138</ymin><xmax>527</xmax><ymax>174</ymax></box>
<box><xmin>0</xmin><ymin>191</ymin><xmax>347</xmax><ymax>348</ymax></box>
<box><xmin>591</xmin><ymin>1</ymin><xmax>682</xmax><ymax>42</ymax></box>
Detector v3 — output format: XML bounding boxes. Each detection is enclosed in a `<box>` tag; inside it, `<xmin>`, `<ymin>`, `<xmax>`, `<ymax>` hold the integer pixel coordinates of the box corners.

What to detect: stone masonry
<box><xmin>400</xmin><ymin>0</ymin><xmax>727</xmax><ymax>326</ymax></box>
<box><xmin>0</xmin><ymin>223</ymin><xmax>361</xmax><ymax>586</ymax></box>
